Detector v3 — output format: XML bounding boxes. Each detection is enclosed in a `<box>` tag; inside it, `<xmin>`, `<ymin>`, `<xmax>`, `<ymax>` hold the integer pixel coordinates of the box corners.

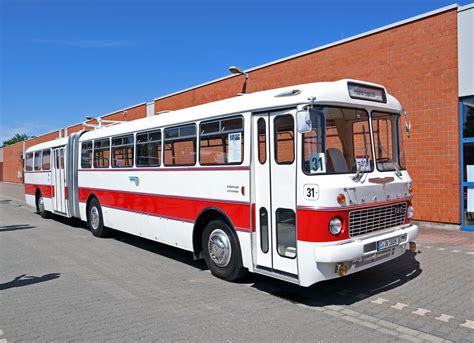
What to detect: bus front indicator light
<box><xmin>329</xmin><ymin>217</ymin><xmax>342</xmax><ymax>235</ymax></box>
<box><xmin>336</xmin><ymin>263</ymin><xmax>348</xmax><ymax>277</ymax></box>
<box><xmin>337</xmin><ymin>193</ymin><xmax>346</xmax><ymax>205</ymax></box>
<box><xmin>407</xmin><ymin>206</ymin><xmax>414</xmax><ymax>219</ymax></box>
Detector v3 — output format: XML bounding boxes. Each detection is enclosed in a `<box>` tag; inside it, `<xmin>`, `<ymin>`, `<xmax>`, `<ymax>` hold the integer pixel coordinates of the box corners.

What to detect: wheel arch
<box><xmin>192</xmin><ymin>207</ymin><xmax>239</xmax><ymax>259</ymax></box>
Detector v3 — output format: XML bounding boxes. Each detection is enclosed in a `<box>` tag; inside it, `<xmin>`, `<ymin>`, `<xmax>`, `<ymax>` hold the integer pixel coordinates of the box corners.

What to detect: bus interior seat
<box><xmin>326</xmin><ymin>148</ymin><xmax>349</xmax><ymax>173</ymax></box>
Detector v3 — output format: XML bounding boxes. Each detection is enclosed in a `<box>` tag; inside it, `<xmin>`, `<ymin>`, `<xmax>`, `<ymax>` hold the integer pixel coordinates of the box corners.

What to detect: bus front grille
<box><xmin>349</xmin><ymin>203</ymin><xmax>407</xmax><ymax>237</ymax></box>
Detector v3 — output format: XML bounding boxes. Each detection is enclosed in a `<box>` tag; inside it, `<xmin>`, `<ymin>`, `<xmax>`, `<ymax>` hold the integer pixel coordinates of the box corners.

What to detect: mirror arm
<box><xmin>403</xmin><ymin>109</ymin><xmax>411</xmax><ymax>137</ymax></box>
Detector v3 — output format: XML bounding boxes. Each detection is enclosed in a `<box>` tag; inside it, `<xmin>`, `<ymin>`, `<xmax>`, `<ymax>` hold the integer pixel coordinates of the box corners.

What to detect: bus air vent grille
<box><xmin>349</xmin><ymin>202</ymin><xmax>407</xmax><ymax>237</ymax></box>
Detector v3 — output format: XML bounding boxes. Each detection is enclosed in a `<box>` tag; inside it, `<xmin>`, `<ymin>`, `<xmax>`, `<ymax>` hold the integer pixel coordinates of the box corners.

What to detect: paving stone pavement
<box><xmin>0</xmin><ymin>183</ymin><xmax>473</xmax><ymax>342</ymax></box>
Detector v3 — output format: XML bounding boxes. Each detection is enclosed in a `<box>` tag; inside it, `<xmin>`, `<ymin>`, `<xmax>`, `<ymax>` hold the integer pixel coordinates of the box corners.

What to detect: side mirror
<box><xmin>297</xmin><ymin>110</ymin><xmax>312</xmax><ymax>133</ymax></box>
<box><xmin>403</xmin><ymin>110</ymin><xmax>411</xmax><ymax>137</ymax></box>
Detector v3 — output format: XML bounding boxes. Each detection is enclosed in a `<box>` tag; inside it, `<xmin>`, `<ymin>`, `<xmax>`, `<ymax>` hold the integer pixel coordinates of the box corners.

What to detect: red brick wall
<box><xmin>25</xmin><ymin>131</ymin><xmax>60</xmax><ymax>149</ymax></box>
<box><xmin>67</xmin><ymin>103</ymin><xmax>147</xmax><ymax>135</ymax></box>
<box><xmin>2</xmin><ymin>142</ymin><xmax>24</xmax><ymax>183</ymax></box>
<box><xmin>155</xmin><ymin>10</ymin><xmax>459</xmax><ymax>224</ymax></box>
<box><xmin>1</xmin><ymin>10</ymin><xmax>460</xmax><ymax>223</ymax></box>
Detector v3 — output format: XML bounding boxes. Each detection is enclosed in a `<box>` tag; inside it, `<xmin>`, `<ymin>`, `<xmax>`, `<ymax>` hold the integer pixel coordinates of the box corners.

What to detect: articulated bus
<box><xmin>24</xmin><ymin>79</ymin><xmax>418</xmax><ymax>287</ymax></box>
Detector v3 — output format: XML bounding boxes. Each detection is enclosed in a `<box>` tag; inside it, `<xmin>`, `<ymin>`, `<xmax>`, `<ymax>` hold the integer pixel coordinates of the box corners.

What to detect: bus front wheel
<box><xmin>87</xmin><ymin>198</ymin><xmax>110</xmax><ymax>237</ymax></box>
<box><xmin>202</xmin><ymin>220</ymin><xmax>246</xmax><ymax>281</ymax></box>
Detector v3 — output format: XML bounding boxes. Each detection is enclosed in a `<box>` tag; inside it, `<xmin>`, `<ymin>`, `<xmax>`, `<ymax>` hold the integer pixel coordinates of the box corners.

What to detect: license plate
<box><xmin>377</xmin><ymin>237</ymin><xmax>399</xmax><ymax>251</ymax></box>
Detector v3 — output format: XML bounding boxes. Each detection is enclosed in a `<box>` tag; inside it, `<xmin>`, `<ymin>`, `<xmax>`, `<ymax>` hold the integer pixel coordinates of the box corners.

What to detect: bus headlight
<box><xmin>407</xmin><ymin>206</ymin><xmax>414</xmax><ymax>219</ymax></box>
<box><xmin>329</xmin><ymin>217</ymin><xmax>343</xmax><ymax>235</ymax></box>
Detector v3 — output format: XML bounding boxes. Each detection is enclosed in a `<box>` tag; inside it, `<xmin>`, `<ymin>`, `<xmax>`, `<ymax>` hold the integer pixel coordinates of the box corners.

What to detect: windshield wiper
<box><xmin>353</xmin><ymin>125</ymin><xmax>369</xmax><ymax>182</ymax></box>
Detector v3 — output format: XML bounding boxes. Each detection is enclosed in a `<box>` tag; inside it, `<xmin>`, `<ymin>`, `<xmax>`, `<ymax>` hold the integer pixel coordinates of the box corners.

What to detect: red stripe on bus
<box><xmin>24</xmin><ymin>184</ymin><xmax>54</xmax><ymax>198</ymax></box>
<box><xmin>78</xmin><ymin>187</ymin><xmax>251</xmax><ymax>231</ymax></box>
<box><xmin>251</xmin><ymin>204</ymin><xmax>256</xmax><ymax>232</ymax></box>
<box><xmin>297</xmin><ymin>208</ymin><xmax>350</xmax><ymax>242</ymax></box>
<box><xmin>297</xmin><ymin>199</ymin><xmax>410</xmax><ymax>242</ymax></box>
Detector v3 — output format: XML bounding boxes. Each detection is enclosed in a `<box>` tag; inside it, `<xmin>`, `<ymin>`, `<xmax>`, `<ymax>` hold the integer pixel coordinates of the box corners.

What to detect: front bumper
<box><xmin>313</xmin><ymin>224</ymin><xmax>418</xmax><ymax>263</ymax></box>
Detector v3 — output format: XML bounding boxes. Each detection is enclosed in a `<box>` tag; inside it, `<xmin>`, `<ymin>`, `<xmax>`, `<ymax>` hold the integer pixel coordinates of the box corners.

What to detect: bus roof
<box><xmin>26</xmin><ymin>79</ymin><xmax>402</xmax><ymax>151</ymax></box>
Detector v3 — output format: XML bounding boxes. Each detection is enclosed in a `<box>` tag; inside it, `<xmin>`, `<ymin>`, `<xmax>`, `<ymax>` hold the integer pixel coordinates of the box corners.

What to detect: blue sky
<box><xmin>0</xmin><ymin>0</ymin><xmax>465</xmax><ymax>142</ymax></box>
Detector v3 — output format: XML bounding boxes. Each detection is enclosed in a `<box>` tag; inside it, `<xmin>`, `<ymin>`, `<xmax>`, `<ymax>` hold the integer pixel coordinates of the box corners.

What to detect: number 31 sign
<box><xmin>310</xmin><ymin>153</ymin><xmax>326</xmax><ymax>174</ymax></box>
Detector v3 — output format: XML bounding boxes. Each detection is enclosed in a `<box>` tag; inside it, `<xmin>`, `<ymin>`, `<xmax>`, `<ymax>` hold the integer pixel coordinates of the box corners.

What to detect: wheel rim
<box><xmin>208</xmin><ymin>228</ymin><xmax>232</xmax><ymax>267</ymax></box>
<box><xmin>90</xmin><ymin>206</ymin><xmax>100</xmax><ymax>230</ymax></box>
<box><xmin>38</xmin><ymin>196</ymin><xmax>45</xmax><ymax>213</ymax></box>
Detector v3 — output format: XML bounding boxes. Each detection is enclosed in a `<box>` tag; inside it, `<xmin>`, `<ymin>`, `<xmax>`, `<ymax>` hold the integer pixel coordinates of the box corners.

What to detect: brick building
<box><xmin>2</xmin><ymin>4</ymin><xmax>473</xmax><ymax>229</ymax></box>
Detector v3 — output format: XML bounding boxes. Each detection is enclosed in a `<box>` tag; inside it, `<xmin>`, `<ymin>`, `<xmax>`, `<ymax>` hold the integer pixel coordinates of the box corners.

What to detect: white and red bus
<box><xmin>24</xmin><ymin>79</ymin><xmax>418</xmax><ymax>286</ymax></box>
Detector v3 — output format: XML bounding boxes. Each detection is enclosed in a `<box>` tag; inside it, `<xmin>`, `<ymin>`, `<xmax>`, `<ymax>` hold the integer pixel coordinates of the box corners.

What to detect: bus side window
<box><xmin>276</xmin><ymin>208</ymin><xmax>296</xmax><ymax>258</ymax></box>
<box><xmin>42</xmin><ymin>149</ymin><xmax>51</xmax><ymax>170</ymax></box>
<box><xmin>112</xmin><ymin>135</ymin><xmax>134</xmax><ymax>168</ymax></box>
<box><xmin>164</xmin><ymin>124</ymin><xmax>196</xmax><ymax>166</ymax></box>
<box><xmin>136</xmin><ymin>130</ymin><xmax>161</xmax><ymax>167</ymax></box>
<box><xmin>199</xmin><ymin>116</ymin><xmax>244</xmax><ymax>165</ymax></box>
<box><xmin>94</xmin><ymin>139</ymin><xmax>110</xmax><ymax>168</ymax></box>
<box><xmin>274</xmin><ymin>115</ymin><xmax>294</xmax><ymax>164</ymax></box>
<box><xmin>81</xmin><ymin>142</ymin><xmax>93</xmax><ymax>168</ymax></box>
<box><xmin>260</xmin><ymin>207</ymin><xmax>269</xmax><ymax>253</ymax></box>
<box><xmin>34</xmin><ymin>151</ymin><xmax>42</xmax><ymax>171</ymax></box>
<box><xmin>258</xmin><ymin>118</ymin><xmax>266</xmax><ymax>164</ymax></box>
<box><xmin>25</xmin><ymin>152</ymin><xmax>34</xmax><ymax>171</ymax></box>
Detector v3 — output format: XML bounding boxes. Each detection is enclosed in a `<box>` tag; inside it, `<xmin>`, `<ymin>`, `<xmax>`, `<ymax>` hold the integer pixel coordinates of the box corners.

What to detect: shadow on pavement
<box><xmin>46</xmin><ymin>215</ymin><xmax>208</xmax><ymax>270</ymax></box>
<box><xmin>45</xmin><ymin>214</ymin><xmax>421</xmax><ymax>305</ymax></box>
<box><xmin>0</xmin><ymin>199</ymin><xmax>12</xmax><ymax>205</ymax></box>
<box><xmin>247</xmin><ymin>251</ymin><xmax>422</xmax><ymax>307</ymax></box>
<box><xmin>0</xmin><ymin>224</ymin><xmax>35</xmax><ymax>232</ymax></box>
<box><xmin>112</xmin><ymin>231</ymin><xmax>208</xmax><ymax>271</ymax></box>
<box><xmin>0</xmin><ymin>273</ymin><xmax>61</xmax><ymax>291</ymax></box>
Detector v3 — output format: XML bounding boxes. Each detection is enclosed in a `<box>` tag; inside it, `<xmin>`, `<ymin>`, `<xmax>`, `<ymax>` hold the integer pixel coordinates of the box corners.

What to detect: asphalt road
<box><xmin>0</xmin><ymin>183</ymin><xmax>473</xmax><ymax>342</ymax></box>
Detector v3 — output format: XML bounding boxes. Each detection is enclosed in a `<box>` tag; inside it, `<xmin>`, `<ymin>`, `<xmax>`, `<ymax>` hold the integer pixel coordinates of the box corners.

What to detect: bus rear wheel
<box><xmin>202</xmin><ymin>220</ymin><xmax>246</xmax><ymax>281</ymax></box>
<box><xmin>87</xmin><ymin>198</ymin><xmax>110</xmax><ymax>237</ymax></box>
<box><xmin>36</xmin><ymin>192</ymin><xmax>51</xmax><ymax>218</ymax></box>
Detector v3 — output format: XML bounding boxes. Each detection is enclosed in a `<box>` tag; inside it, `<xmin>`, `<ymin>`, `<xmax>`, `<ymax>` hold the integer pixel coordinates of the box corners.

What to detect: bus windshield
<box><xmin>371</xmin><ymin>111</ymin><xmax>406</xmax><ymax>171</ymax></box>
<box><xmin>303</xmin><ymin>107</ymin><xmax>373</xmax><ymax>175</ymax></box>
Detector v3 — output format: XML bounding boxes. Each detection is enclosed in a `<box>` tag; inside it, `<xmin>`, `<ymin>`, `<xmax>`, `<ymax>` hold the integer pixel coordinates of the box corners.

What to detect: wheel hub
<box><xmin>90</xmin><ymin>206</ymin><xmax>100</xmax><ymax>230</ymax></box>
<box><xmin>208</xmin><ymin>229</ymin><xmax>231</xmax><ymax>267</ymax></box>
<box><xmin>38</xmin><ymin>196</ymin><xmax>44</xmax><ymax>213</ymax></box>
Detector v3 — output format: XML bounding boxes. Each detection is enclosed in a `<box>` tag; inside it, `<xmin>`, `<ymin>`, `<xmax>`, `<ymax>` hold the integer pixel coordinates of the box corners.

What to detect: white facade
<box><xmin>459</xmin><ymin>4</ymin><xmax>474</xmax><ymax>97</ymax></box>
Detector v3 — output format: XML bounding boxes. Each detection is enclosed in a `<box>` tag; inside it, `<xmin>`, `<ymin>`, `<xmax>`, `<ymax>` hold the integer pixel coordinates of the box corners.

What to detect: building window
<box><xmin>81</xmin><ymin>142</ymin><xmax>93</xmax><ymax>168</ymax></box>
<box><xmin>164</xmin><ymin>124</ymin><xmax>196</xmax><ymax>166</ymax></box>
<box><xmin>112</xmin><ymin>135</ymin><xmax>134</xmax><ymax>168</ymax></box>
<box><xmin>136</xmin><ymin>130</ymin><xmax>161</xmax><ymax>167</ymax></box>
<box><xmin>42</xmin><ymin>149</ymin><xmax>51</xmax><ymax>170</ymax></box>
<box><xmin>94</xmin><ymin>139</ymin><xmax>110</xmax><ymax>168</ymax></box>
<box><xmin>34</xmin><ymin>151</ymin><xmax>42</xmax><ymax>171</ymax></box>
<box><xmin>199</xmin><ymin>116</ymin><xmax>244</xmax><ymax>165</ymax></box>
<box><xmin>274</xmin><ymin>115</ymin><xmax>294</xmax><ymax>164</ymax></box>
<box><xmin>25</xmin><ymin>152</ymin><xmax>33</xmax><ymax>171</ymax></box>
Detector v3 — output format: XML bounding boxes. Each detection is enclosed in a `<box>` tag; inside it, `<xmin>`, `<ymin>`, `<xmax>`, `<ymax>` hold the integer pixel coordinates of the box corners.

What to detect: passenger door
<box><xmin>252</xmin><ymin>110</ymin><xmax>298</xmax><ymax>277</ymax></box>
<box><xmin>52</xmin><ymin>147</ymin><xmax>67</xmax><ymax>214</ymax></box>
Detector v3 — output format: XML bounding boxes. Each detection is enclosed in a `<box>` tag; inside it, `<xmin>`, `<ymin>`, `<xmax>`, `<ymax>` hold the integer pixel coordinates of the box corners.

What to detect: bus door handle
<box><xmin>129</xmin><ymin>176</ymin><xmax>140</xmax><ymax>186</ymax></box>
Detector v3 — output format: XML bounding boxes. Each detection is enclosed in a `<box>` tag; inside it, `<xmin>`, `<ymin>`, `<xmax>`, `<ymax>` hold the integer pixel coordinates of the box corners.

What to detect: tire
<box><xmin>202</xmin><ymin>220</ymin><xmax>246</xmax><ymax>281</ymax></box>
<box><xmin>87</xmin><ymin>198</ymin><xmax>110</xmax><ymax>237</ymax></box>
<box><xmin>37</xmin><ymin>192</ymin><xmax>51</xmax><ymax>219</ymax></box>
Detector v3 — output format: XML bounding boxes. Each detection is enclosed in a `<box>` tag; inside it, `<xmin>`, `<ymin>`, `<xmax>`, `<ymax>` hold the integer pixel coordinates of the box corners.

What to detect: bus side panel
<box><xmin>24</xmin><ymin>171</ymin><xmax>54</xmax><ymax>212</ymax></box>
<box><xmin>237</xmin><ymin>231</ymin><xmax>252</xmax><ymax>270</ymax></box>
<box><xmin>78</xmin><ymin>168</ymin><xmax>251</xmax><ymax>255</ymax></box>
<box><xmin>101</xmin><ymin>205</ymin><xmax>194</xmax><ymax>251</ymax></box>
